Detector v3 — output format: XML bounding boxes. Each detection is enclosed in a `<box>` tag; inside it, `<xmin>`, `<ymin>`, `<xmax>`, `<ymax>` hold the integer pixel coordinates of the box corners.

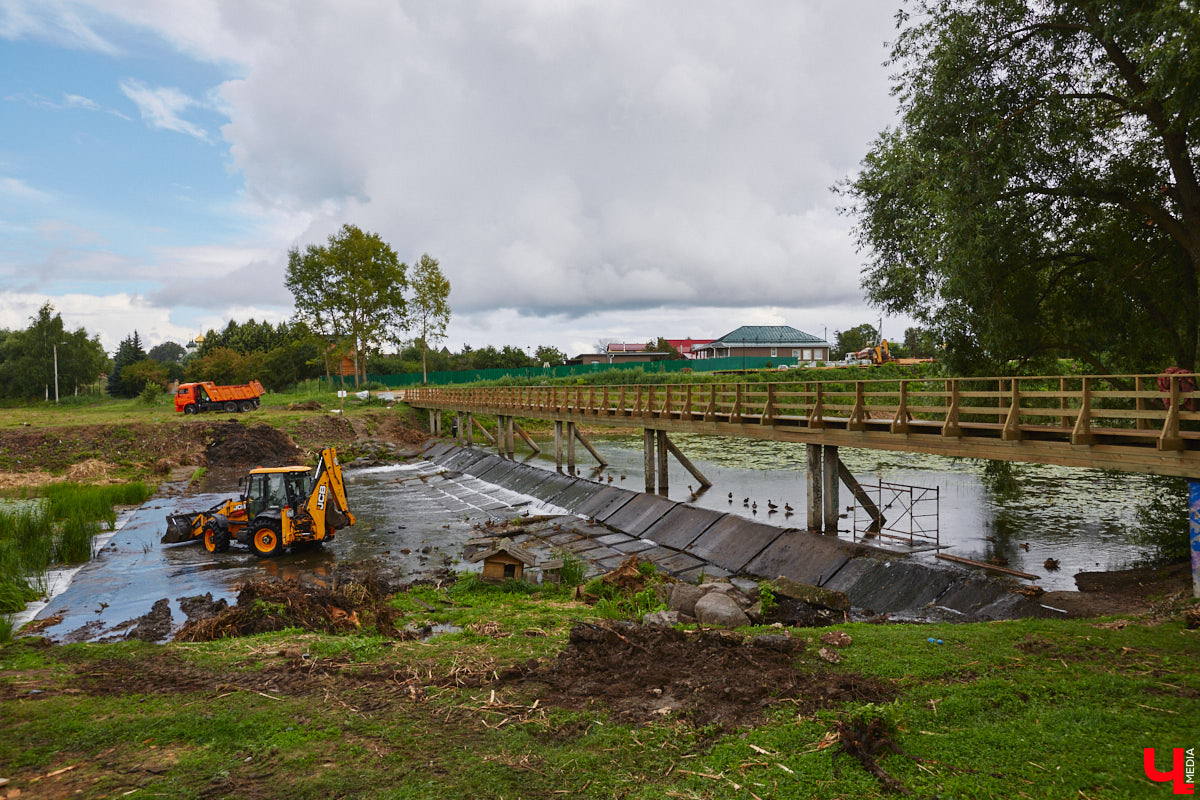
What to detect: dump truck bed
<box><xmin>202</xmin><ymin>381</ymin><xmax>264</xmax><ymax>402</ymax></box>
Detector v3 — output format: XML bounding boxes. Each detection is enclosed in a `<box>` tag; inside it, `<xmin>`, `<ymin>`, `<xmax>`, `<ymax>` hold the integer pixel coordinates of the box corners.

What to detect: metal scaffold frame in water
<box><xmin>853</xmin><ymin>481</ymin><xmax>940</xmax><ymax>549</ymax></box>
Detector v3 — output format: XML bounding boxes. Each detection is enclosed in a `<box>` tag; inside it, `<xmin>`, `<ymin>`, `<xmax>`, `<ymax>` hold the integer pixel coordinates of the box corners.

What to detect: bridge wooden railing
<box><xmin>404</xmin><ymin>373</ymin><xmax>1200</xmax><ymax>453</ymax></box>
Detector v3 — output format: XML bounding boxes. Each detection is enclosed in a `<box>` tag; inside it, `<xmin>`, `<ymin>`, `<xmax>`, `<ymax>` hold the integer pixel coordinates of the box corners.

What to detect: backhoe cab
<box><xmin>163</xmin><ymin>447</ymin><xmax>355</xmax><ymax>558</ymax></box>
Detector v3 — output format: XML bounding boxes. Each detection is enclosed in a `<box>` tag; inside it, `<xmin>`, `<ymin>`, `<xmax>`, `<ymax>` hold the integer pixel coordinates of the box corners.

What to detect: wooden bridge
<box><xmin>406</xmin><ymin>372</ymin><xmax>1200</xmax><ymax>592</ymax></box>
<box><xmin>405</xmin><ymin>373</ymin><xmax>1200</xmax><ymax>475</ymax></box>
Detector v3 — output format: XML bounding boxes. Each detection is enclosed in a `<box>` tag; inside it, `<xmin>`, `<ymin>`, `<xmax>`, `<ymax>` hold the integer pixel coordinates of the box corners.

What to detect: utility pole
<box><xmin>53</xmin><ymin>343</ymin><xmax>59</xmax><ymax>403</ymax></box>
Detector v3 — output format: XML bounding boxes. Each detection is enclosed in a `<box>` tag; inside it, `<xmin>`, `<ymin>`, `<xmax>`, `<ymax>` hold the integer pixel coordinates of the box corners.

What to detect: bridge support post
<box><xmin>662</xmin><ymin>434</ymin><xmax>712</xmax><ymax>488</ymax></box>
<box><xmin>473</xmin><ymin>417</ymin><xmax>495</xmax><ymax>445</ymax></box>
<box><xmin>644</xmin><ymin>429</ymin><xmax>656</xmax><ymax>492</ymax></box>
<box><xmin>513</xmin><ymin>421</ymin><xmax>540</xmax><ymax>455</ymax></box>
<box><xmin>656</xmin><ymin>430</ymin><xmax>669</xmax><ymax>495</ymax></box>
<box><xmin>823</xmin><ymin>445</ymin><xmax>839</xmax><ymax>533</ymax></box>
<box><xmin>496</xmin><ymin>416</ymin><xmax>505</xmax><ymax>456</ymax></box>
<box><xmin>505</xmin><ymin>416</ymin><xmax>515</xmax><ymax>457</ymax></box>
<box><xmin>807</xmin><ymin>444</ymin><xmax>822</xmax><ymax>531</ymax></box>
<box><xmin>567</xmin><ymin>422</ymin><xmax>577</xmax><ymax>473</ymax></box>
<box><xmin>428</xmin><ymin>410</ymin><xmax>436</xmax><ymax>435</ymax></box>
<box><xmin>573</xmin><ymin>426</ymin><xmax>607</xmax><ymax>467</ymax></box>
<box><xmin>464</xmin><ymin>413</ymin><xmax>473</xmax><ymax>447</ymax></box>
<box><xmin>837</xmin><ymin>458</ymin><xmax>884</xmax><ymax>534</ymax></box>
<box><xmin>554</xmin><ymin>422</ymin><xmax>564</xmax><ymax>471</ymax></box>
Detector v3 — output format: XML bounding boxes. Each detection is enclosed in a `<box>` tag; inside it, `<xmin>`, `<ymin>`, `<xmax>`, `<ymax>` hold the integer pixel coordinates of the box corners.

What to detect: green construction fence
<box><xmin>367</xmin><ymin>355</ymin><xmax>804</xmax><ymax>387</ymax></box>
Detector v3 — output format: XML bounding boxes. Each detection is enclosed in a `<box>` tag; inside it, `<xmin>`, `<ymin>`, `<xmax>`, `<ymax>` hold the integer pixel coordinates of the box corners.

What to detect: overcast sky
<box><xmin>1</xmin><ymin>0</ymin><xmax>909</xmax><ymax>357</ymax></box>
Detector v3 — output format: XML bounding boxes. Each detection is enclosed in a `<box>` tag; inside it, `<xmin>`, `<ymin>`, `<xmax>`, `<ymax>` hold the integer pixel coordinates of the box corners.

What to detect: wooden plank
<box><xmin>937</xmin><ymin>552</ymin><xmax>1039</xmax><ymax>581</ymax></box>
<box><xmin>836</xmin><ymin>457</ymin><xmax>883</xmax><ymax>533</ymax></box>
<box><xmin>473</xmin><ymin>416</ymin><xmax>496</xmax><ymax>444</ymax></box>
<box><xmin>513</xmin><ymin>421</ymin><xmax>541</xmax><ymax>455</ymax></box>
<box><xmin>573</xmin><ymin>425</ymin><xmax>607</xmax><ymax>466</ymax></box>
<box><xmin>663</xmin><ymin>434</ymin><xmax>712</xmax><ymax>488</ymax></box>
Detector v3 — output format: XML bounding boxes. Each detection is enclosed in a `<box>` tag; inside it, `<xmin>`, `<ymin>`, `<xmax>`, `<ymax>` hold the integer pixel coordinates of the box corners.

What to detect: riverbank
<box><xmin>2</xmin><ymin>578</ymin><xmax>1196</xmax><ymax>799</ymax></box>
<box><xmin>0</xmin><ymin>402</ymin><xmax>428</xmax><ymax>485</ymax></box>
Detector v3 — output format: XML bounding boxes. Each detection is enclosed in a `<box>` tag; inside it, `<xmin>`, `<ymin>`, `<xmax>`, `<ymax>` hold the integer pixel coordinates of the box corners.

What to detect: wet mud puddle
<box><xmin>24</xmin><ymin>459</ymin><xmax>567</xmax><ymax>643</ymax></box>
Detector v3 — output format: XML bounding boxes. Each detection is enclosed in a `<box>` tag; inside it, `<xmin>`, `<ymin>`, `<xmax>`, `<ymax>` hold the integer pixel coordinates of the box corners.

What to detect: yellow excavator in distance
<box><xmin>852</xmin><ymin>339</ymin><xmax>894</xmax><ymax>365</ymax></box>
<box><xmin>163</xmin><ymin>447</ymin><xmax>355</xmax><ymax>558</ymax></box>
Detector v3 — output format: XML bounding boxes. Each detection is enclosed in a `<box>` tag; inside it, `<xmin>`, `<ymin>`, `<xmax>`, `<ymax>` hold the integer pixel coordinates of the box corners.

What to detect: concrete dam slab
<box><xmin>827</xmin><ymin>558</ymin><xmax>957</xmax><ymax>614</ymax></box>
<box><xmin>602</xmin><ymin>494</ymin><xmax>678</xmax><ymax>536</ymax></box>
<box><xmin>424</xmin><ymin>442</ymin><xmax>1050</xmax><ymax>622</ymax></box>
<box><xmin>641</xmin><ymin>505</ymin><xmax>725</xmax><ymax>551</ymax></box>
<box><xmin>743</xmin><ymin>531</ymin><xmax>860</xmax><ymax>587</ymax></box>
<box><xmin>475</xmin><ymin>460</ymin><xmax>521</xmax><ymax>484</ymax></box>
<box><xmin>685</xmin><ymin>516</ymin><xmax>783</xmax><ymax>573</ymax></box>
<box><xmin>574</xmin><ymin>486</ymin><xmax>637</xmax><ymax>519</ymax></box>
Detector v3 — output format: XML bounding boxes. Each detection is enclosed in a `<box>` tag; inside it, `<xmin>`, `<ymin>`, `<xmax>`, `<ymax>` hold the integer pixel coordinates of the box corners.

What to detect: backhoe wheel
<box><xmin>183</xmin><ymin>404</ymin><xmax>198</xmax><ymax>415</ymax></box>
<box><xmin>224</xmin><ymin>401</ymin><xmax>238</xmax><ymax>413</ymax></box>
<box><xmin>240</xmin><ymin>400</ymin><xmax>255</xmax><ymax>412</ymax></box>
<box><xmin>202</xmin><ymin>525</ymin><xmax>230</xmax><ymax>554</ymax></box>
<box><xmin>250</xmin><ymin>520</ymin><xmax>283</xmax><ymax>558</ymax></box>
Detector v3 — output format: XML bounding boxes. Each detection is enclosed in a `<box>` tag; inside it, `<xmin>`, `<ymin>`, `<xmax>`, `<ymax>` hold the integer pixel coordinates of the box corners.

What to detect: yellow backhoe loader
<box><xmin>163</xmin><ymin>447</ymin><xmax>355</xmax><ymax>557</ymax></box>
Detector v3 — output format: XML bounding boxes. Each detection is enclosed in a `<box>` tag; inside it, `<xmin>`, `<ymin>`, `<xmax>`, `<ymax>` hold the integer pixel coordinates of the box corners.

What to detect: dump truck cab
<box><xmin>163</xmin><ymin>447</ymin><xmax>354</xmax><ymax>558</ymax></box>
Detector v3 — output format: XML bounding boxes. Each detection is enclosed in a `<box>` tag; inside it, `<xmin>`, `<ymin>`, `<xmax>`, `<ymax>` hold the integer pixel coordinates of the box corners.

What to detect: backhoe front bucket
<box><xmin>162</xmin><ymin>512</ymin><xmax>201</xmax><ymax>544</ymax></box>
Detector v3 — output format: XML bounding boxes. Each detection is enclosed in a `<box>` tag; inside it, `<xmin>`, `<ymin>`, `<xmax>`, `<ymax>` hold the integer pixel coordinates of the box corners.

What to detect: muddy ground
<box><xmin>498</xmin><ymin>622</ymin><xmax>892</xmax><ymax>729</ymax></box>
<box><xmin>23</xmin><ymin>616</ymin><xmax>890</xmax><ymax>734</ymax></box>
<box><xmin>0</xmin><ymin>410</ymin><xmax>416</xmax><ymax>484</ymax></box>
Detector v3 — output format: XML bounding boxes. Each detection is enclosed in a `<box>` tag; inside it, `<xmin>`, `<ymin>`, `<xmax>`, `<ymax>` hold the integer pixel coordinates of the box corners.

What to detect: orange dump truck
<box><xmin>174</xmin><ymin>380</ymin><xmax>265</xmax><ymax>415</ymax></box>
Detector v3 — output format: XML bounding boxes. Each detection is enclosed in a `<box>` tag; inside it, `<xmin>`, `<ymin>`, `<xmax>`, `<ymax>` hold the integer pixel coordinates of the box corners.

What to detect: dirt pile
<box><xmin>0</xmin><ymin>422</ymin><xmax>208</xmax><ymax>476</ymax></box>
<box><xmin>174</xmin><ymin>577</ymin><xmax>401</xmax><ymax>641</ymax></box>
<box><xmin>203</xmin><ymin>421</ymin><xmax>301</xmax><ymax>467</ymax></box>
<box><xmin>500</xmin><ymin>621</ymin><xmax>894</xmax><ymax>729</ymax></box>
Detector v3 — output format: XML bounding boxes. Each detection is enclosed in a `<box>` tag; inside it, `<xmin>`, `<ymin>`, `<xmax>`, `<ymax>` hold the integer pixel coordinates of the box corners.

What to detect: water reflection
<box><xmin>526</xmin><ymin>432</ymin><xmax>1166</xmax><ymax>589</ymax></box>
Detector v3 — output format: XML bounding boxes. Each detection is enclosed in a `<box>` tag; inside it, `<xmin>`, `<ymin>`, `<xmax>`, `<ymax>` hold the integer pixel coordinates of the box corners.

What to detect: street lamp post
<box><xmin>53</xmin><ymin>343</ymin><xmax>60</xmax><ymax>403</ymax></box>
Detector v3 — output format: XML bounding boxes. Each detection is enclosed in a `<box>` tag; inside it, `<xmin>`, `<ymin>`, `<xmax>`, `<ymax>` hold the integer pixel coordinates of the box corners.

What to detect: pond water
<box><xmin>525</xmin><ymin>432</ymin><xmax>1166</xmax><ymax>590</ymax></box>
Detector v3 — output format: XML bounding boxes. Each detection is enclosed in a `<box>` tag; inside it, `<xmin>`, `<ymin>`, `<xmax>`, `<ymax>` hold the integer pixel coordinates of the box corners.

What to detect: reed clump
<box><xmin>0</xmin><ymin>481</ymin><xmax>153</xmax><ymax>615</ymax></box>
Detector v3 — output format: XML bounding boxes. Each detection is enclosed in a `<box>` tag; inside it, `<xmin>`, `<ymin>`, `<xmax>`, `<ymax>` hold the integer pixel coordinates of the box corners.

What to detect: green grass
<box><xmin>0</xmin><ymin>585</ymin><xmax>1195</xmax><ymax>799</ymax></box>
<box><xmin>0</xmin><ymin>483</ymin><xmax>154</xmax><ymax>613</ymax></box>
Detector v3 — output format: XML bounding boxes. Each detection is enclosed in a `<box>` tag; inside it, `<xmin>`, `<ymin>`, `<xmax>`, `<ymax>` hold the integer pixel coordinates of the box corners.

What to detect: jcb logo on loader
<box><xmin>317</xmin><ymin>485</ymin><xmax>327</xmax><ymax>510</ymax></box>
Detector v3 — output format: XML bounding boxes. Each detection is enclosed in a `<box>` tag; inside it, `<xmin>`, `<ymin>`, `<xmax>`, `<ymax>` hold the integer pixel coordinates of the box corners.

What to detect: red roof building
<box><xmin>666</xmin><ymin>338</ymin><xmax>715</xmax><ymax>359</ymax></box>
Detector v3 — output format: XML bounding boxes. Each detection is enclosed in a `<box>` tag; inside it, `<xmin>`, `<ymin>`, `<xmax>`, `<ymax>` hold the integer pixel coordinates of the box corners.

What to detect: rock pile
<box><xmin>643</xmin><ymin>575</ymin><xmax>851</xmax><ymax>629</ymax></box>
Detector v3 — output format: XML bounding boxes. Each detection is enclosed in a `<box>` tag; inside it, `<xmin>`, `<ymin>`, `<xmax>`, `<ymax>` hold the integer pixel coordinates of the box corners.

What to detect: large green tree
<box><xmin>846</xmin><ymin>1</ymin><xmax>1200</xmax><ymax>374</ymax></box>
<box><xmin>409</xmin><ymin>253</ymin><xmax>451</xmax><ymax>384</ymax></box>
<box><xmin>286</xmin><ymin>224</ymin><xmax>408</xmax><ymax>386</ymax></box>
<box><xmin>0</xmin><ymin>303</ymin><xmax>106</xmax><ymax>400</ymax></box>
<box><xmin>107</xmin><ymin>332</ymin><xmax>147</xmax><ymax>398</ymax></box>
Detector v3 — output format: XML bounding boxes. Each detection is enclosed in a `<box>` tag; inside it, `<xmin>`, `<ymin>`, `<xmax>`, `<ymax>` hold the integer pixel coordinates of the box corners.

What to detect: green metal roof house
<box><xmin>691</xmin><ymin>325</ymin><xmax>831</xmax><ymax>362</ymax></box>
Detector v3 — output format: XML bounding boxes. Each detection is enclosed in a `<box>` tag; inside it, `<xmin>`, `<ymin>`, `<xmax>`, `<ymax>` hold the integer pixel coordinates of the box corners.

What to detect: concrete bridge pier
<box><xmin>643</xmin><ymin>429</ymin><xmax>711</xmax><ymax>496</ymax></box>
<box><xmin>644</xmin><ymin>429</ymin><xmax>656</xmax><ymax>492</ymax></box>
<box><xmin>567</xmin><ymin>421</ymin><xmax>577</xmax><ymax>473</ymax></box>
<box><xmin>495</xmin><ymin>415</ymin><xmax>515</xmax><ymax>458</ymax></box>
<box><xmin>554</xmin><ymin>422</ymin><xmax>564</xmax><ymax>472</ymax></box>
<box><xmin>807</xmin><ymin>444</ymin><xmax>882</xmax><ymax>535</ymax></box>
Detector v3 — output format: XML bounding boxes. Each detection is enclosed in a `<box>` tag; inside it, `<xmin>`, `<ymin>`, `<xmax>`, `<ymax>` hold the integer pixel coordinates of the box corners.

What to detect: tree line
<box><xmin>845</xmin><ymin>0</ymin><xmax>1199</xmax><ymax>375</ymax></box>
